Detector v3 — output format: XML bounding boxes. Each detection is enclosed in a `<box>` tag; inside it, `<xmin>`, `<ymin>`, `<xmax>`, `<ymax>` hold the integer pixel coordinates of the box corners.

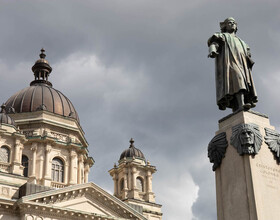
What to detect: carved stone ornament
<box><xmin>208</xmin><ymin>132</ymin><xmax>228</xmax><ymax>171</ymax></box>
<box><xmin>264</xmin><ymin>128</ymin><xmax>280</xmax><ymax>163</ymax></box>
<box><xmin>230</xmin><ymin>123</ymin><xmax>262</xmax><ymax>155</ymax></box>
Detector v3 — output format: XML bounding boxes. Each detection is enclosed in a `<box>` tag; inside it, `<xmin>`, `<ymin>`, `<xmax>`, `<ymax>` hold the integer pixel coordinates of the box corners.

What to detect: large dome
<box><xmin>5</xmin><ymin>49</ymin><xmax>79</xmax><ymax>122</ymax></box>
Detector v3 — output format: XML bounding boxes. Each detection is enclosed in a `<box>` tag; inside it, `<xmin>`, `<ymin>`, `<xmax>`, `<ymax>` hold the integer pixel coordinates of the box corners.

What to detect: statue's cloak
<box><xmin>208</xmin><ymin>33</ymin><xmax>257</xmax><ymax>110</ymax></box>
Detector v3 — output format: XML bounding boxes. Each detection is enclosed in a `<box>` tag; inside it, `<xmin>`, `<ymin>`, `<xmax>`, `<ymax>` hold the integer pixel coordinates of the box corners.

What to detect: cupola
<box><xmin>5</xmin><ymin>49</ymin><xmax>79</xmax><ymax>122</ymax></box>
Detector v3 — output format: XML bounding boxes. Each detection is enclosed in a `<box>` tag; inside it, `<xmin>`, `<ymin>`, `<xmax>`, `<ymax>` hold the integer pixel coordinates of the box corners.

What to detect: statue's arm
<box><xmin>207</xmin><ymin>33</ymin><xmax>224</xmax><ymax>58</ymax></box>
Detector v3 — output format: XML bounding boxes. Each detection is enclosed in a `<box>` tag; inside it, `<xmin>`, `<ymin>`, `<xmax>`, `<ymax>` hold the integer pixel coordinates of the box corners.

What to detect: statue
<box><xmin>230</xmin><ymin>123</ymin><xmax>262</xmax><ymax>155</ymax></box>
<box><xmin>208</xmin><ymin>17</ymin><xmax>258</xmax><ymax>112</ymax></box>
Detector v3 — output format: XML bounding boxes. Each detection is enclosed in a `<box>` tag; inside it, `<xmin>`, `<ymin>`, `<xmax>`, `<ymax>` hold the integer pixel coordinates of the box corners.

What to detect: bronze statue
<box><xmin>208</xmin><ymin>17</ymin><xmax>258</xmax><ymax>112</ymax></box>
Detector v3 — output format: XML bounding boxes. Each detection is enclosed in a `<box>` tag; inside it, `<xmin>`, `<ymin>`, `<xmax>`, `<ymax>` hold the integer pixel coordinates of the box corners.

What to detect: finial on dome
<box><xmin>30</xmin><ymin>48</ymin><xmax>52</xmax><ymax>87</ymax></box>
<box><xmin>129</xmin><ymin>138</ymin><xmax>135</xmax><ymax>148</ymax></box>
<box><xmin>40</xmin><ymin>48</ymin><xmax>46</xmax><ymax>59</ymax></box>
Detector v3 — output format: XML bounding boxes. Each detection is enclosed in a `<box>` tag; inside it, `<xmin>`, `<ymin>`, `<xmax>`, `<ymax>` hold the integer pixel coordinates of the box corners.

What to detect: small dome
<box><xmin>4</xmin><ymin>49</ymin><xmax>79</xmax><ymax>123</ymax></box>
<box><xmin>119</xmin><ymin>138</ymin><xmax>146</xmax><ymax>161</ymax></box>
<box><xmin>0</xmin><ymin>104</ymin><xmax>16</xmax><ymax>127</ymax></box>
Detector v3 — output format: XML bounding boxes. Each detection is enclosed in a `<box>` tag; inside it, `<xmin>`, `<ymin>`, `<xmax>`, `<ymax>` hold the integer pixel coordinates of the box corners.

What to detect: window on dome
<box><xmin>51</xmin><ymin>157</ymin><xmax>64</xmax><ymax>183</ymax></box>
<box><xmin>136</xmin><ymin>177</ymin><xmax>144</xmax><ymax>192</ymax></box>
<box><xmin>0</xmin><ymin>146</ymin><xmax>10</xmax><ymax>163</ymax></box>
<box><xmin>21</xmin><ymin>155</ymin><xmax>29</xmax><ymax>177</ymax></box>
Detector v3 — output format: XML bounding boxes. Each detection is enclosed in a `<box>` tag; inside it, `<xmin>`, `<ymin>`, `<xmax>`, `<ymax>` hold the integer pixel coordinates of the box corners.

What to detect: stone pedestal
<box><xmin>215</xmin><ymin>110</ymin><xmax>280</xmax><ymax>220</ymax></box>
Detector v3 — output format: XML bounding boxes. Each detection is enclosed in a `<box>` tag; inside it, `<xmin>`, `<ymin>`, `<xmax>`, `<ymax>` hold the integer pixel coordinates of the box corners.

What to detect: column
<box><xmin>38</xmin><ymin>145</ymin><xmax>44</xmax><ymax>180</ymax></box>
<box><xmin>44</xmin><ymin>145</ymin><xmax>52</xmax><ymax>179</ymax></box>
<box><xmin>112</xmin><ymin>173</ymin><xmax>118</xmax><ymax>196</ymax></box>
<box><xmin>13</xmin><ymin>140</ymin><xmax>20</xmax><ymax>163</ymax></box>
<box><xmin>30</xmin><ymin>143</ymin><xmax>37</xmax><ymax>183</ymax></box>
<box><xmin>77</xmin><ymin>155</ymin><xmax>83</xmax><ymax>184</ymax></box>
<box><xmin>128</xmin><ymin>166</ymin><xmax>131</xmax><ymax>189</ymax></box>
<box><xmin>11</xmin><ymin>140</ymin><xmax>22</xmax><ymax>175</ymax></box>
<box><xmin>64</xmin><ymin>163</ymin><xmax>69</xmax><ymax>184</ymax></box>
<box><xmin>69</xmin><ymin>149</ymin><xmax>77</xmax><ymax>184</ymax></box>
<box><xmin>147</xmin><ymin>170</ymin><xmax>152</xmax><ymax>192</ymax></box>
<box><xmin>131</xmin><ymin>166</ymin><xmax>139</xmax><ymax>199</ymax></box>
<box><xmin>84</xmin><ymin>163</ymin><xmax>90</xmax><ymax>183</ymax></box>
<box><xmin>123</xmin><ymin>168</ymin><xmax>128</xmax><ymax>198</ymax></box>
<box><xmin>43</xmin><ymin>144</ymin><xmax>52</xmax><ymax>186</ymax></box>
<box><xmin>145</xmin><ymin>169</ymin><xmax>155</xmax><ymax>202</ymax></box>
<box><xmin>131</xmin><ymin>167</ymin><xmax>136</xmax><ymax>189</ymax></box>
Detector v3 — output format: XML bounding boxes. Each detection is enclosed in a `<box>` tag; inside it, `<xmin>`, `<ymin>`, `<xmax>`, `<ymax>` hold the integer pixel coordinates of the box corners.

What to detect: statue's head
<box><xmin>220</xmin><ymin>17</ymin><xmax>238</xmax><ymax>33</ymax></box>
<box><xmin>239</xmin><ymin>126</ymin><xmax>255</xmax><ymax>154</ymax></box>
<box><xmin>230</xmin><ymin>123</ymin><xmax>262</xmax><ymax>155</ymax></box>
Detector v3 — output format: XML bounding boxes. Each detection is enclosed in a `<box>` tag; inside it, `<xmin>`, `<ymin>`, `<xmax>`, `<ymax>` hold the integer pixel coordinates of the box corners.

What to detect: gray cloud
<box><xmin>0</xmin><ymin>0</ymin><xmax>280</xmax><ymax>219</ymax></box>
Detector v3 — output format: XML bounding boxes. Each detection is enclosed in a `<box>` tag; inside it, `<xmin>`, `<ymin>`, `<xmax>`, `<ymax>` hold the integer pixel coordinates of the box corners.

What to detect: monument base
<box><xmin>215</xmin><ymin>110</ymin><xmax>280</xmax><ymax>220</ymax></box>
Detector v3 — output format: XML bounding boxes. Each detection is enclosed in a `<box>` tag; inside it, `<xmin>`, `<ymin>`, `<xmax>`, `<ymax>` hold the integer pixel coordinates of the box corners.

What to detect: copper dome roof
<box><xmin>5</xmin><ymin>49</ymin><xmax>79</xmax><ymax>122</ymax></box>
<box><xmin>0</xmin><ymin>104</ymin><xmax>16</xmax><ymax>127</ymax></box>
<box><xmin>119</xmin><ymin>138</ymin><xmax>146</xmax><ymax>161</ymax></box>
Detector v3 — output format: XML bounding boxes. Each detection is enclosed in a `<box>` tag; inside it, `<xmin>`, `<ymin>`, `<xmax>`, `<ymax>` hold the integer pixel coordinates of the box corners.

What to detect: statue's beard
<box><xmin>241</xmin><ymin>144</ymin><xmax>255</xmax><ymax>154</ymax></box>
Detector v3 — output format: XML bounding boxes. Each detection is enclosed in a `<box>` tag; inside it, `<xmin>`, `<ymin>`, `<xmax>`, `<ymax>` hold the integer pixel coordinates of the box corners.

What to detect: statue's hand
<box><xmin>208</xmin><ymin>51</ymin><xmax>219</xmax><ymax>58</ymax></box>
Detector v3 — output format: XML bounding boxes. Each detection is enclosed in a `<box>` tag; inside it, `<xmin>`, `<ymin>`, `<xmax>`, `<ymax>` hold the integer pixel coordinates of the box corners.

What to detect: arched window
<box><xmin>21</xmin><ymin>155</ymin><xmax>29</xmax><ymax>177</ymax></box>
<box><xmin>120</xmin><ymin>178</ymin><xmax>124</xmax><ymax>191</ymax></box>
<box><xmin>51</xmin><ymin>157</ymin><xmax>64</xmax><ymax>183</ymax></box>
<box><xmin>136</xmin><ymin>177</ymin><xmax>144</xmax><ymax>192</ymax></box>
<box><xmin>0</xmin><ymin>146</ymin><xmax>10</xmax><ymax>163</ymax></box>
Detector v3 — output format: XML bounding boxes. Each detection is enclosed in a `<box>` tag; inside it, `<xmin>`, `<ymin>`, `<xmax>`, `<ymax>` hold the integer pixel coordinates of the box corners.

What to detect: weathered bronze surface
<box><xmin>264</xmin><ymin>128</ymin><xmax>280</xmax><ymax>163</ymax></box>
<box><xmin>208</xmin><ymin>132</ymin><xmax>228</xmax><ymax>171</ymax></box>
<box><xmin>119</xmin><ymin>138</ymin><xmax>146</xmax><ymax>161</ymax></box>
<box><xmin>230</xmin><ymin>123</ymin><xmax>262</xmax><ymax>155</ymax></box>
<box><xmin>208</xmin><ymin>17</ymin><xmax>257</xmax><ymax>112</ymax></box>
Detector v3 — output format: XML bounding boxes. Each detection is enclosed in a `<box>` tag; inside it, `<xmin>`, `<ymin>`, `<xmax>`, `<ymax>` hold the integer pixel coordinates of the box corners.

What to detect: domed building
<box><xmin>109</xmin><ymin>138</ymin><xmax>162</xmax><ymax>220</ymax></box>
<box><xmin>0</xmin><ymin>50</ymin><xmax>162</xmax><ymax>220</ymax></box>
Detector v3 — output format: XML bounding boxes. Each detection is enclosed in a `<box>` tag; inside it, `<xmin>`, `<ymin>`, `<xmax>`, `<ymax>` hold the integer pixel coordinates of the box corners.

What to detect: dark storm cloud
<box><xmin>0</xmin><ymin>0</ymin><xmax>280</xmax><ymax>219</ymax></box>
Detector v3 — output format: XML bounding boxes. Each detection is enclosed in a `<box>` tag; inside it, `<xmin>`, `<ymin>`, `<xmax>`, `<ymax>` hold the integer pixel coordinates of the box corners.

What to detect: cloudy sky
<box><xmin>1</xmin><ymin>1</ymin><xmax>280</xmax><ymax>219</ymax></box>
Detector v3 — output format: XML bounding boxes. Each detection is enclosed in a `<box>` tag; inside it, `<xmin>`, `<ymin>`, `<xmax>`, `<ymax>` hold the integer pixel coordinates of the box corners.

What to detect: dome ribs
<box><xmin>13</xmin><ymin>87</ymin><xmax>28</xmax><ymax>112</ymax></box>
<box><xmin>55</xmin><ymin>88</ymin><xmax>65</xmax><ymax>116</ymax></box>
<box><xmin>30</xmin><ymin>85</ymin><xmax>37</xmax><ymax>112</ymax></box>
<box><xmin>31</xmin><ymin>85</ymin><xmax>42</xmax><ymax>111</ymax></box>
<box><xmin>44</xmin><ymin>85</ymin><xmax>54</xmax><ymax>113</ymax></box>
<box><xmin>19</xmin><ymin>87</ymin><xmax>29</xmax><ymax>112</ymax></box>
<box><xmin>21</xmin><ymin>87</ymin><xmax>34</xmax><ymax>112</ymax></box>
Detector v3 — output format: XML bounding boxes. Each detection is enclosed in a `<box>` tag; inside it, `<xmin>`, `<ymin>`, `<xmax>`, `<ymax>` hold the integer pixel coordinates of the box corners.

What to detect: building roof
<box><xmin>119</xmin><ymin>138</ymin><xmax>146</xmax><ymax>161</ymax></box>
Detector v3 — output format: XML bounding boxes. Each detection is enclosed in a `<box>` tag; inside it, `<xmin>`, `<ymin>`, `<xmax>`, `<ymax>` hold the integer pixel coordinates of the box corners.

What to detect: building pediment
<box><xmin>17</xmin><ymin>182</ymin><xmax>146</xmax><ymax>220</ymax></box>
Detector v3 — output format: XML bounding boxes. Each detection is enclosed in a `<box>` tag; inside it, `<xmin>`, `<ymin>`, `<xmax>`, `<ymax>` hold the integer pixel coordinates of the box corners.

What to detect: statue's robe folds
<box><xmin>208</xmin><ymin>33</ymin><xmax>257</xmax><ymax>110</ymax></box>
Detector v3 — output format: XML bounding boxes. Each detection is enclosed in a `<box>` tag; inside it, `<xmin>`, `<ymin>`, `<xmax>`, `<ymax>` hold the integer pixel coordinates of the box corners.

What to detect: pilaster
<box><xmin>29</xmin><ymin>143</ymin><xmax>37</xmax><ymax>183</ymax></box>
<box><xmin>69</xmin><ymin>149</ymin><xmax>77</xmax><ymax>185</ymax></box>
<box><xmin>43</xmin><ymin>144</ymin><xmax>52</xmax><ymax>186</ymax></box>
<box><xmin>11</xmin><ymin>139</ymin><xmax>23</xmax><ymax>175</ymax></box>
